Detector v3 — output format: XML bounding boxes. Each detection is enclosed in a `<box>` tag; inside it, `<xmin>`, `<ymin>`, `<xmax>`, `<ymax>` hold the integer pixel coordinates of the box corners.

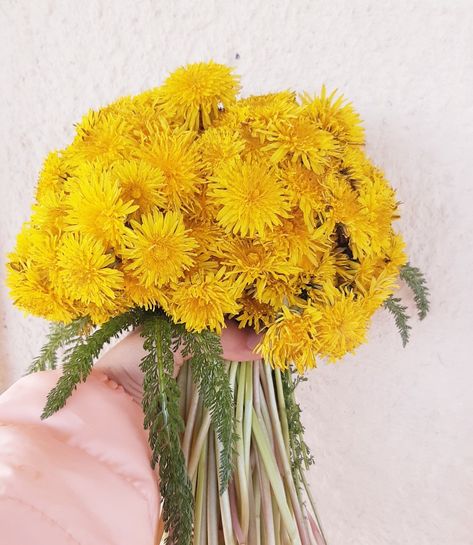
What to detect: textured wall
<box><xmin>1</xmin><ymin>1</ymin><xmax>472</xmax><ymax>544</ymax></box>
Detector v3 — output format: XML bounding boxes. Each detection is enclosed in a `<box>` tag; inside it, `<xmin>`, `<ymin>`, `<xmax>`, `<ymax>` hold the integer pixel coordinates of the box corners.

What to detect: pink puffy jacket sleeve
<box><xmin>0</xmin><ymin>368</ymin><xmax>160</xmax><ymax>545</ymax></box>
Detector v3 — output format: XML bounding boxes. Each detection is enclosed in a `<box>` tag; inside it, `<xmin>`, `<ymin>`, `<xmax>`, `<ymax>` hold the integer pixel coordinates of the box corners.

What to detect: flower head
<box><xmin>31</xmin><ymin>190</ymin><xmax>69</xmax><ymax>234</ymax></box>
<box><xmin>300</xmin><ymin>86</ymin><xmax>365</xmax><ymax>145</ymax></box>
<box><xmin>64</xmin><ymin>110</ymin><xmax>132</xmax><ymax>166</ymax></box>
<box><xmin>35</xmin><ymin>151</ymin><xmax>71</xmax><ymax>200</ymax></box>
<box><xmin>122</xmin><ymin>209</ymin><xmax>198</xmax><ymax>287</ymax></box>
<box><xmin>56</xmin><ymin>233</ymin><xmax>124</xmax><ymax>306</ymax></box>
<box><xmin>233</xmin><ymin>292</ymin><xmax>276</xmax><ymax>333</ymax></box>
<box><xmin>135</xmin><ymin>123</ymin><xmax>202</xmax><ymax>211</ymax></box>
<box><xmin>262</xmin><ymin>117</ymin><xmax>340</xmax><ymax>173</ymax></box>
<box><xmin>316</xmin><ymin>287</ymin><xmax>371</xmax><ymax>361</ymax></box>
<box><xmin>168</xmin><ymin>268</ymin><xmax>240</xmax><ymax>333</ymax></box>
<box><xmin>64</xmin><ymin>164</ymin><xmax>138</xmax><ymax>250</ymax></box>
<box><xmin>256</xmin><ymin>304</ymin><xmax>322</xmax><ymax>373</ymax></box>
<box><xmin>209</xmin><ymin>158</ymin><xmax>291</xmax><ymax>238</ymax></box>
<box><xmin>159</xmin><ymin>61</ymin><xmax>240</xmax><ymax>130</ymax></box>
<box><xmin>112</xmin><ymin>159</ymin><xmax>166</xmax><ymax>219</ymax></box>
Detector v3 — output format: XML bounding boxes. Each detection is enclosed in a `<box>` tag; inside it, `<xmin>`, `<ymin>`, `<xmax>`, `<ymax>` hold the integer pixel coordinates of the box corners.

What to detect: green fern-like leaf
<box><xmin>400</xmin><ymin>262</ymin><xmax>430</xmax><ymax>320</ymax></box>
<box><xmin>281</xmin><ymin>368</ymin><xmax>315</xmax><ymax>482</ymax></box>
<box><xmin>384</xmin><ymin>295</ymin><xmax>412</xmax><ymax>347</ymax></box>
<box><xmin>140</xmin><ymin>313</ymin><xmax>193</xmax><ymax>545</ymax></box>
<box><xmin>27</xmin><ymin>317</ymin><xmax>90</xmax><ymax>374</ymax></box>
<box><xmin>41</xmin><ymin>310</ymin><xmax>143</xmax><ymax>419</ymax></box>
<box><xmin>179</xmin><ymin>327</ymin><xmax>236</xmax><ymax>493</ymax></box>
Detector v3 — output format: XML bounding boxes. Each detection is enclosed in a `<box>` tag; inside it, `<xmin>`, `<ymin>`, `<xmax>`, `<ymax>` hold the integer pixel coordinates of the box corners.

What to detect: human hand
<box><xmin>94</xmin><ymin>318</ymin><xmax>263</xmax><ymax>404</ymax></box>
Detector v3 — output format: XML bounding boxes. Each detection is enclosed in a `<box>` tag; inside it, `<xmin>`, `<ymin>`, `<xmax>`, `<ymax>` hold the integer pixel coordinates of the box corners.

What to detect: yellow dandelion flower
<box><xmin>358</xmin><ymin>267</ymin><xmax>401</xmax><ymax>317</ymax></box>
<box><xmin>185</xmin><ymin>183</ymin><xmax>222</xmax><ymax>224</ymax></box>
<box><xmin>300</xmin><ymin>86</ymin><xmax>365</xmax><ymax>145</ymax></box>
<box><xmin>233</xmin><ymin>292</ymin><xmax>276</xmax><ymax>333</ymax></box>
<box><xmin>217</xmin><ymin>91</ymin><xmax>299</xmax><ymax>131</ymax></box>
<box><xmin>324</xmin><ymin>173</ymin><xmax>372</xmax><ymax>259</ymax></box>
<box><xmin>384</xmin><ymin>231</ymin><xmax>408</xmax><ymax>275</ymax></box>
<box><xmin>333</xmin><ymin>249</ymin><xmax>357</xmax><ymax>284</ymax></box>
<box><xmin>215</xmin><ymin>93</ymin><xmax>298</xmax><ymax>161</ymax></box>
<box><xmin>122</xmin><ymin>269</ymin><xmax>171</xmax><ymax>312</ymax></box>
<box><xmin>267</xmin><ymin>209</ymin><xmax>327</xmax><ymax>268</ymax></box>
<box><xmin>135</xmin><ymin>123</ymin><xmax>202</xmax><ymax>211</ymax></box>
<box><xmin>351</xmin><ymin>254</ymin><xmax>383</xmax><ymax>295</ymax></box>
<box><xmin>218</xmin><ymin>236</ymin><xmax>300</xmax><ymax>292</ymax></box>
<box><xmin>317</xmin><ymin>288</ymin><xmax>370</xmax><ymax>361</ymax></box>
<box><xmin>281</xmin><ymin>163</ymin><xmax>327</xmax><ymax>229</ymax></box>
<box><xmin>31</xmin><ymin>190</ymin><xmax>69</xmax><ymax>234</ymax></box>
<box><xmin>338</xmin><ymin>145</ymin><xmax>370</xmax><ymax>185</ymax></box>
<box><xmin>64</xmin><ymin>109</ymin><xmax>133</xmax><ymax>167</ymax></box>
<box><xmin>253</xmin><ymin>275</ymin><xmax>305</xmax><ymax>308</ymax></box>
<box><xmin>56</xmin><ymin>233</ymin><xmax>124</xmax><ymax>306</ymax></box>
<box><xmin>65</xmin><ymin>164</ymin><xmax>138</xmax><ymax>250</ymax></box>
<box><xmin>35</xmin><ymin>151</ymin><xmax>71</xmax><ymax>200</ymax></box>
<box><xmin>304</xmin><ymin>250</ymin><xmax>338</xmax><ymax>290</ymax></box>
<box><xmin>7</xmin><ymin>226</ymin><xmax>62</xmax><ymax>284</ymax></box>
<box><xmin>262</xmin><ymin>117</ymin><xmax>340</xmax><ymax>173</ymax></box>
<box><xmin>197</xmin><ymin>126</ymin><xmax>245</xmax><ymax>175</ymax></box>
<box><xmin>6</xmin><ymin>262</ymin><xmax>77</xmax><ymax>322</ymax></box>
<box><xmin>209</xmin><ymin>158</ymin><xmax>291</xmax><ymax>237</ymax></box>
<box><xmin>357</xmin><ymin>170</ymin><xmax>399</xmax><ymax>253</ymax></box>
<box><xmin>168</xmin><ymin>268</ymin><xmax>240</xmax><ymax>333</ymax></box>
<box><xmin>82</xmin><ymin>293</ymin><xmax>134</xmax><ymax>326</ymax></box>
<box><xmin>183</xmin><ymin>217</ymin><xmax>225</xmax><ymax>264</ymax></box>
<box><xmin>122</xmin><ymin>209</ymin><xmax>198</xmax><ymax>288</ymax></box>
<box><xmin>159</xmin><ymin>61</ymin><xmax>240</xmax><ymax>130</ymax></box>
<box><xmin>28</xmin><ymin>232</ymin><xmax>61</xmax><ymax>282</ymax></box>
<box><xmin>255</xmin><ymin>304</ymin><xmax>322</xmax><ymax>373</ymax></box>
<box><xmin>112</xmin><ymin>159</ymin><xmax>166</xmax><ymax>219</ymax></box>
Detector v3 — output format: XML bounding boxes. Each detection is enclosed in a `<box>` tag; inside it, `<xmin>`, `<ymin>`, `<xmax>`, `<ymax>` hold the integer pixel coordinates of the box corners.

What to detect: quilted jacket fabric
<box><xmin>0</xmin><ymin>368</ymin><xmax>159</xmax><ymax>544</ymax></box>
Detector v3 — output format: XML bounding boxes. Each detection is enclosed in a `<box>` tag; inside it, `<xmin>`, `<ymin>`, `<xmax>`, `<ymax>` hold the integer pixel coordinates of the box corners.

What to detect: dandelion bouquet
<box><xmin>6</xmin><ymin>61</ymin><xmax>429</xmax><ymax>545</ymax></box>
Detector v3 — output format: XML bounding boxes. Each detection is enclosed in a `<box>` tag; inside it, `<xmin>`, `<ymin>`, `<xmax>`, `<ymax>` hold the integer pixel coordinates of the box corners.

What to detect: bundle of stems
<box><xmin>156</xmin><ymin>359</ymin><xmax>328</xmax><ymax>545</ymax></box>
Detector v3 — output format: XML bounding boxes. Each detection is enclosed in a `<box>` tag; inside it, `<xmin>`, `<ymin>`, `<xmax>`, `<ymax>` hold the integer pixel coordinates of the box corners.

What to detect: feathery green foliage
<box><xmin>41</xmin><ymin>310</ymin><xmax>143</xmax><ymax>419</ymax></box>
<box><xmin>180</xmin><ymin>328</ymin><xmax>236</xmax><ymax>493</ymax></box>
<box><xmin>400</xmin><ymin>262</ymin><xmax>430</xmax><ymax>320</ymax></box>
<box><xmin>384</xmin><ymin>295</ymin><xmax>412</xmax><ymax>347</ymax></box>
<box><xmin>282</xmin><ymin>368</ymin><xmax>314</xmax><ymax>481</ymax></box>
<box><xmin>27</xmin><ymin>317</ymin><xmax>90</xmax><ymax>374</ymax></box>
<box><xmin>139</xmin><ymin>313</ymin><xmax>193</xmax><ymax>545</ymax></box>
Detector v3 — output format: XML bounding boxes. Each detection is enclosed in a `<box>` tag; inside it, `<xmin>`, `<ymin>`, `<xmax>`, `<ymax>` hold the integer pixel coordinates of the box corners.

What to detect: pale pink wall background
<box><xmin>0</xmin><ymin>1</ymin><xmax>472</xmax><ymax>544</ymax></box>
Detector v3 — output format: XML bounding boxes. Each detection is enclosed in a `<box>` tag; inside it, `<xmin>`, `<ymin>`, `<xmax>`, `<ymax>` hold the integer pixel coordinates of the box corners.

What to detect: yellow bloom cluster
<box><xmin>6</xmin><ymin>61</ymin><xmax>408</xmax><ymax>373</ymax></box>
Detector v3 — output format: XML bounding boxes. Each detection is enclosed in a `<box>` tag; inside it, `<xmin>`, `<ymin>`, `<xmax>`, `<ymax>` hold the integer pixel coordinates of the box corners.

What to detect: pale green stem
<box><xmin>235</xmin><ymin>362</ymin><xmax>249</xmax><ymax>539</ymax></box>
<box><xmin>253</xmin><ymin>360</ymin><xmax>261</xmax><ymax>414</ymax></box>
<box><xmin>185</xmin><ymin>361</ymin><xmax>193</xmax><ymax>418</ymax></box>
<box><xmin>300</xmin><ymin>471</ymin><xmax>328</xmax><ymax>545</ymax></box>
<box><xmin>252</xmin><ymin>456</ymin><xmax>261</xmax><ymax>545</ymax></box>
<box><xmin>188</xmin><ymin>409</ymin><xmax>211</xmax><ymax>481</ymax></box>
<box><xmin>243</xmin><ymin>361</ymin><xmax>253</xmax><ymax>477</ymax></box>
<box><xmin>182</xmin><ymin>380</ymin><xmax>199</xmax><ymax>464</ymax></box>
<box><xmin>251</xmin><ymin>408</ymin><xmax>301</xmax><ymax>545</ymax></box>
<box><xmin>177</xmin><ymin>362</ymin><xmax>188</xmax><ymax>424</ymax></box>
<box><xmin>207</xmin><ymin>431</ymin><xmax>219</xmax><ymax>545</ymax></box>
<box><xmin>247</xmin><ymin>446</ymin><xmax>257</xmax><ymax>545</ymax></box>
<box><xmin>263</xmin><ymin>363</ymin><xmax>311</xmax><ymax>545</ymax></box>
<box><xmin>255</xmin><ymin>449</ymin><xmax>275</xmax><ymax>545</ymax></box>
<box><xmin>258</xmin><ymin>382</ymin><xmax>276</xmax><ymax>452</ymax></box>
<box><xmin>271</xmin><ymin>493</ymin><xmax>281</xmax><ymax>545</ymax></box>
<box><xmin>274</xmin><ymin>368</ymin><xmax>291</xmax><ymax>462</ymax></box>
<box><xmin>229</xmin><ymin>478</ymin><xmax>244</xmax><ymax>544</ymax></box>
<box><xmin>216</xmin><ymin>433</ymin><xmax>236</xmax><ymax>545</ymax></box>
<box><xmin>193</xmin><ymin>434</ymin><xmax>208</xmax><ymax>545</ymax></box>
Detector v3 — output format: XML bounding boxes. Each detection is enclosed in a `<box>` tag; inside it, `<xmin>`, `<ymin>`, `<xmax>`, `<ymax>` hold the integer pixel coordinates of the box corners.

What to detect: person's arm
<box><xmin>0</xmin><ymin>367</ymin><xmax>159</xmax><ymax>545</ymax></box>
<box><xmin>0</xmin><ymin>319</ymin><xmax>262</xmax><ymax>545</ymax></box>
